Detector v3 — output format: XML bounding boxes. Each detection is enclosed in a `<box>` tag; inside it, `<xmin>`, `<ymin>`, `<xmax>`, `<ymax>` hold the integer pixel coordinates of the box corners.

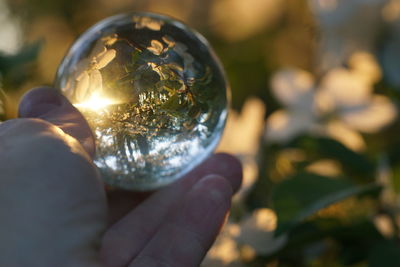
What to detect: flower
<box><xmin>133</xmin><ymin>16</ymin><xmax>164</xmax><ymax>31</ymax></box>
<box><xmin>73</xmin><ymin>46</ymin><xmax>116</xmax><ymax>102</ymax></box>
<box><xmin>306</xmin><ymin>159</ymin><xmax>342</xmax><ymax>177</ymax></box>
<box><xmin>374</xmin><ymin>214</ymin><xmax>395</xmax><ymax>238</ymax></box>
<box><xmin>147</xmin><ymin>40</ymin><xmax>165</xmax><ymax>55</ymax></box>
<box><xmin>202</xmin><ymin>223</ymin><xmax>243</xmax><ymax>267</ymax></box>
<box><xmin>266</xmin><ymin>69</ymin><xmax>318</xmax><ymax>144</ymax></box>
<box><xmin>265</xmin><ymin>52</ymin><xmax>397</xmax><ymax>151</ymax></box>
<box><xmin>236</xmin><ymin>209</ymin><xmax>287</xmax><ymax>255</ymax></box>
<box><xmin>379</xmin><ymin>3</ymin><xmax>400</xmax><ymax>88</ymax></box>
<box><xmin>218</xmin><ymin>98</ymin><xmax>266</xmax><ymax>157</ymax></box>
<box><xmin>203</xmin><ymin>209</ymin><xmax>287</xmax><ymax>266</ymax></box>
<box><xmin>0</xmin><ymin>0</ymin><xmax>22</xmax><ymax>54</ymax></box>
<box><xmin>217</xmin><ymin>97</ymin><xmax>266</xmax><ymax>201</ymax></box>
<box><xmin>309</xmin><ymin>0</ymin><xmax>385</xmax><ymax>71</ymax></box>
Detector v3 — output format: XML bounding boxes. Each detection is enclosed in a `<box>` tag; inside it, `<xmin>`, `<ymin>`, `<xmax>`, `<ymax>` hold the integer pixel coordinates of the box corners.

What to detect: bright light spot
<box><xmin>0</xmin><ymin>0</ymin><xmax>22</xmax><ymax>54</ymax></box>
<box><xmin>227</xmin><ymin>224</ymin><xmax>241</xmax><ymax>237</ymax></box>
<box><xmin>374</xmin><ymin>215</ymin><xmax>394</xmax><ymax>238</ymax></box>
<box><xmin>316</xmin><ymin>0</ymin><xmax>338</xmax><ymax>11</ymax></box>
<box><xmin>104</xmin><ymin>156</ymin><xmax>118</xmax><ymax>171</ymax></box>
<box><xmin>210</xmin><ymin>0</ymin><xmax>285</xmax><ymax>42</ymax></box>
<box><xmin>241</xmin><ymin>245</ymin><xmax>256</xmax><ymax>261</ymax></box>
<box><xmin>254</xmin><ymin>208</ymin><xmax>277</xmax><ymax>232</ymax></box>
<box><xmin>74</xmin><ymin>92</ymin><xmax>115</xmax><ymax>111</ymax></box>
<box><xmin>306</xmin><ymin>159</ymin><xmax>342</xmax><ymax>177</ymax></box>
<box><xmin>207</xmin><ymin>235</ymin><xmax>240</xmax><ymax>264</ymax></box>
<box><xmin>382</xmin><ymin>0</ymin><xmax>400</xmax><ymax>22</ymax></box>
<box><xmin>326</xmin><ymin>120</ymin><xmax>366</xmax><ymax>152</ymax></box>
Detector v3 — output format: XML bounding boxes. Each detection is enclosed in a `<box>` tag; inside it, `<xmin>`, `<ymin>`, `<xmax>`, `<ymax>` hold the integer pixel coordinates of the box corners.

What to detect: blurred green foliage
<box><xmin>2</xmin><ymin>0</ymin><xmax>400</xmax><ymax>266</ymax></box>
<box><xmin>0</xmin><ymin>41</ymin><xmax>41</xmax><ymax>90</ymax></box>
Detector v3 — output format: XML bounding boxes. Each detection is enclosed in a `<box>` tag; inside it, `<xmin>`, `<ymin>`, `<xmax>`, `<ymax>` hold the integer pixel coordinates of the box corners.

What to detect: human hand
<box><xmin>0</xmin><ymin>87</ymin><xmax>242</xmax><ymax>267</ymax></box>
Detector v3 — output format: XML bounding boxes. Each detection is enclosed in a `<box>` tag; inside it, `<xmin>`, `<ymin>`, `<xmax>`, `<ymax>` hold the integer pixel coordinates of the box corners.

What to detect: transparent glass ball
<box><xmin>55</xmin><ymin>13</ymin><xmax>229</xmax><ymax>191</ymax></box>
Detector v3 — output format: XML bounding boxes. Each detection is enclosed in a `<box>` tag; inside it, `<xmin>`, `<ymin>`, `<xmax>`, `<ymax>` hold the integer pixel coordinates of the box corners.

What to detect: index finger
<box><xmin>18</xmin><ymin>87</ymin><xmax>95</xmax><ymax>157</ymax></box>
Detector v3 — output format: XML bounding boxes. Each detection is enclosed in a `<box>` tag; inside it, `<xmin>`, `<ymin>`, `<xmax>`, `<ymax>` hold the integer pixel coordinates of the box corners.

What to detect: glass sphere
<box><xmin>55</xmin><ymin>13</ymin><xmax>229</xmax><ymax>191</ymax></box>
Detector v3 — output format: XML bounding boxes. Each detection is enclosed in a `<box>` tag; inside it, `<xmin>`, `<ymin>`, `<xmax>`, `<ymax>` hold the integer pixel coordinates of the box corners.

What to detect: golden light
<box><xmin>316</xmin><ymin>0</ymin><xmax>338</xmax><ymax>12</ymax></box>
<box><xmin>74</xmin><ymin>92</ymin><xmax>115</xmax><ymax>111</ymax></box>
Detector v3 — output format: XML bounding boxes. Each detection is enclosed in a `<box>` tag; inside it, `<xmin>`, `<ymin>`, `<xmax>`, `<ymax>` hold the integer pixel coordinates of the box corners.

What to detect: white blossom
<box><xmin>265</xmin><ymin>53</ymin><xmax>397</xmax><ymax>151</ymax></box>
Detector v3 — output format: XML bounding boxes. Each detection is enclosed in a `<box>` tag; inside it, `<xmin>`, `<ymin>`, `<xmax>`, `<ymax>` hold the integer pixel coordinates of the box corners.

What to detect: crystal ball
<box><xmin>55</xmin><ymin>13</ymin><xmax>229</xmax><ymax>191</ymax></box>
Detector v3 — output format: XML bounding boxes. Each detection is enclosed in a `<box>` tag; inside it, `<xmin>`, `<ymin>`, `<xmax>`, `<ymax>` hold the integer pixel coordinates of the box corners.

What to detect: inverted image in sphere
<box><xmin>56</xmin><ymin>13</ymin><xmax>229</xmax><ymax>191</ymax></box>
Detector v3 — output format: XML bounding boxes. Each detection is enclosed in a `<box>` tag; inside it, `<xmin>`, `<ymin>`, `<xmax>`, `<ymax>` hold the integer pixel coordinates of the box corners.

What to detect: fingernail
<box><xmin>18</xmin><ymin>87</ymin><xmax>64</xmax><ymax>118</ymax></box>
<box><xmin>205</xmin><ymin>153</ymin><xmax>243</xmax><ymax>193</ymax></box>
<box><xmin>184</xmin><ymin>175</ymin><xmax>232</xmax><ymax>225</ymax></box>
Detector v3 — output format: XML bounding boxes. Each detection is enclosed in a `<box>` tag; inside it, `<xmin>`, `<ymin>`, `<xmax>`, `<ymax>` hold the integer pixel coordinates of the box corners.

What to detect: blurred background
<box><xmin>2</xmin><ymin>0</ymin><xmax>400</xmax><ymax>266</ymax></box>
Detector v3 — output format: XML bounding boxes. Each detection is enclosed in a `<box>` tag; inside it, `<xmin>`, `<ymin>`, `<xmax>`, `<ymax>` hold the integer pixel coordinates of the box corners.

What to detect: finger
<box><xmin>101</xmin><ymin>153</ymin><xmax>242</xmax><ymax>266</ymax></box>
<box><xmin>106</xmin><ymin>190</ymin><xmax>152</xmax><ymax>226</ymax></box>
<box><xmin>106</xmin><ymin>153</ymin><xmax>242</xmax><ymax>225</ymax></box>
<box><xmin>0</xmin><ymin>118</ymin><xmax>106</xmax><ymax>266</ymax></box>
<box><xmin>129</xmin><ymin>175</ymin><xmax>232</xmax><ymax>267</ymax></box>
<box><xmin>179</xmin><ymin>153</ymin><xmax>243</xmax><ymax>194</ymax></box>
<box><xmin>18</xmin><ymin>87</ymin><xmax>95</xmax><ymax>157</ymax></box>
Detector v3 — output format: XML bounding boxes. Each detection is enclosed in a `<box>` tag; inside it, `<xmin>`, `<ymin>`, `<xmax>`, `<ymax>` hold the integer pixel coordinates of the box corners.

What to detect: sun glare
<box><xmin>74</xmin><ymin>92</ymin><xmax>115</xmax><ymax>111</ymax></box>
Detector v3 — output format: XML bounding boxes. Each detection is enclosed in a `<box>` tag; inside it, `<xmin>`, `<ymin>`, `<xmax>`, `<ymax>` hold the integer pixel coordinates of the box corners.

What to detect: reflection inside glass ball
<box><xmin>56</xmin><ymin>13</ymin><xmax>228</xmax><ymax>191</ymax></box>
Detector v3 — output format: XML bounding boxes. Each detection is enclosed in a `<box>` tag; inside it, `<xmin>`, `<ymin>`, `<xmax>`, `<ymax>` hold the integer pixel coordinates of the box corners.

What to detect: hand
<box><xmin>0</xmin><ymin>87</ymin><xmax>242</xmax><ymax>267</ymax></box>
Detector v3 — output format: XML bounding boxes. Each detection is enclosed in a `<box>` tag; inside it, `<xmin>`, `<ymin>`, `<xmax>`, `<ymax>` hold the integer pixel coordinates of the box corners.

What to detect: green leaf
<box><xmin>333</xmin><ymin>220</ymin><xmax>384</xmax><ymax>265</ymax></box>
<box><xmin>261</xmin><ymin>219</ymin><xmax>384</xmax><ymax>264</ymax></box>
<box><xmin>369</xmin><ymin>241</ymin><xmax>400</xmax><ymax>267</ymax></box>
<box><xmin>294</xmin><ymin>137</ymin><xmax>374</xmax><ymax>180</ymax></box>
<box><xmin>0</xmin><ymin>41</ymin><xmax>42</xmax><ymax>91</ymax></box>
<box><xmin>160</xmin><ymin>93</ymin><xmax>182</xmax><ymax>112</ymax></box>
<box><xmin>390</xmin><ymin>164</ymin><xmax>400</xmax><ymax>194</ymax></box>
<box><xmin>0</xmin><ymin>41</ymin><xmax>42</xmax><ymax>74</ymax></box>
<box><xmin>272</xmin><ymin>172</ymin><xmax>381</xmax><ymax>236</ymax></box>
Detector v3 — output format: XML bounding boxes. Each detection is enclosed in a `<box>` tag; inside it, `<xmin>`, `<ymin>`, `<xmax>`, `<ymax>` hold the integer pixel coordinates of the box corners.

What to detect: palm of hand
<box><xmin>0</xmin><ymin>87</ymin><xmax>242</xmax><ymax>267</ymax></box>
<box><xmin>102</xmin><ymin>152</ymin><xmax>241</xmax><ymax>267</ymax></box>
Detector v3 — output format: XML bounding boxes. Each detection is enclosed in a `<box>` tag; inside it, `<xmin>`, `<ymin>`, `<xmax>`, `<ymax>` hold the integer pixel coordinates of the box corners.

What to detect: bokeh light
<box><xmin>2</xmin><ymin>0</ymin><xmax>400</xmax><ymax>265</ymax></box>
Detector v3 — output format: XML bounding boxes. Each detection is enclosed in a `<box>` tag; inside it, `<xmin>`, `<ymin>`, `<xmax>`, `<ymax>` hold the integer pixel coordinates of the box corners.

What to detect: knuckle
<box><xmin>0</xmin><ymin>118</ymin><xmax>87</xmax><ymax>162</ymax></box>
<box><xmin>0</xmin><ymin>118</ymin><xmax>55</xmax><ymax>138</ymax></box>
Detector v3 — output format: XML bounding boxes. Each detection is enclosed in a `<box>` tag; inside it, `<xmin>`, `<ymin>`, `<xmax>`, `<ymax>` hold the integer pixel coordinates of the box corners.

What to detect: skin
<box><xmin>0</xmin><ymin>87</ymin><xmax>242</xmax><ymax>267</ymax></box>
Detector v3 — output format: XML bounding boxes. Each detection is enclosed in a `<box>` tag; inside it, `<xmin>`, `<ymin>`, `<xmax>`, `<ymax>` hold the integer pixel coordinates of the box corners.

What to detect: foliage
<box><xmin>0</xmin><ymin>41</ymin><xmax>41</xmax><ymax>118</ymax></box>
<box><xmin>272</xmin><ymin>172</ymin><xmax>381</xmax><ymax>235</ymax></box>
<box><xmin>4</xmin><ymin>0</ymin><xmax>400</xmax><ymax>266</ymax></box>
<box><xmin>0</xmin><ymin>41</ymin><xmax>41</xmax><ymax>90</ymax></box>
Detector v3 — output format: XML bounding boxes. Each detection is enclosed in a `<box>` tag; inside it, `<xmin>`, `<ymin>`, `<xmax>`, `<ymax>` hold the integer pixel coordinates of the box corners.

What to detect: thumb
<box><xmin>18</xmin><ymin>87</ymin><xmax>95</xmax><ymax>158</ymax></box>
<box><xmin>0</xmin><ymin>89</ymin><xmax>107</xmax><ymax>266</ymax></box>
